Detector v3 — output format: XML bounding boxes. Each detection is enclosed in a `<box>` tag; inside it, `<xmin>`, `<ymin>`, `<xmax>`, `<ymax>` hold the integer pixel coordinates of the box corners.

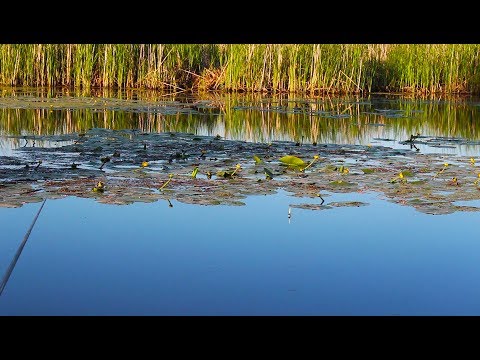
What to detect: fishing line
<box><xmin>0</xmin><ymin>198</ymin><xmax>47</xmax><ymax>296</ymax></box>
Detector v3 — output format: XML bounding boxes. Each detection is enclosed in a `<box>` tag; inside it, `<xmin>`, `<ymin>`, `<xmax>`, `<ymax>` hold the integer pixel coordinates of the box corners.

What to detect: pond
<box><xmin>1</xmin><ymin>87</ymin><xmax>480</xmax><ymax>315</ymax></box>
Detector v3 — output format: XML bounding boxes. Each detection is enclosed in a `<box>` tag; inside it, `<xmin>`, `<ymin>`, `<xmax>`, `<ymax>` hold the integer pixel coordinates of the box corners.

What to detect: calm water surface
<box><xmin>1</xmin><ymin>88</ymin><xmax>480</xmax><ymax>315</ymax></box>
<box><xmin>1</xmin><ymin>191</ymin><xmax>480</xmax><ymax>315</ymax></box>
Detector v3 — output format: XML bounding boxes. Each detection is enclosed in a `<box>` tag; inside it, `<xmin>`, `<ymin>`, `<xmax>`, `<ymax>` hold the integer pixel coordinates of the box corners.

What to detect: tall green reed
<box><xmin>1</xmin><ymin>44</ymin><xmax>480</xmax><ymax>94</ymax></box>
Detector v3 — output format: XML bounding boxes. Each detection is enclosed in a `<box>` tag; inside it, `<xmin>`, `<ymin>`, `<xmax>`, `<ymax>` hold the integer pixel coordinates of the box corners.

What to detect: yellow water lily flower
<box><xmin>92</xmin><ymin>181</ymin><xmax>105</xmax><ymax>192</ymax></box>
<box><xmin>474</xmin><ymin>174</ymin><xmax>480</xmax><ymax>185</ymax></box>
<box><xmin>230</xmin><ymin>164</ymin><xmax>241</xmax><ymax>176</ymax></box>
<box><xmin>450</xmin><ymin>177</ymin><xmax>459</xmax><ymax>186</ymax></box>
<box><xmin>141</xmin><ymin>161</ymin><xmax>149</xmax><ymax>167</ymax></box>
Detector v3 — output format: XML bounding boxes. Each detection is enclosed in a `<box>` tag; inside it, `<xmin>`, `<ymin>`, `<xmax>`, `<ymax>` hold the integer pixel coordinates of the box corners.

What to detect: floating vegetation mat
<box><xmin>2</xmin><ymin>128</ymin><xmax>480</xmax><ymax>215</ymax></box>
<box><xmin>0</xmin><ymin>95</ymin><xmax>224</xmax><ymax>116</ymax></box>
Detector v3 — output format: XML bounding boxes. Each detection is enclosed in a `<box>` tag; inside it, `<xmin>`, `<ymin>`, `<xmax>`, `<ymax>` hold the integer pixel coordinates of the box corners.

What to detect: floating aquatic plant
<box><xmin>338</xmin><ymin>165</ymin><xmax>349</xmax><ymax>175</ymax></box>
<box><xmin>433</xmin><ymin>162</ymin><xmax>449</xmax><ymax>178</ymax></box>
<box><xmin>217</xmin><ymin>164</ymin><xmax>241</xmax><ymax>178</ymax></box>
<box><xmin>362</xmin><ymin>168</ymin><xmax>375</xmax><ymax>174</ymax></box>
<box><xmin>92</xmin><ymin>181</ymin><xmax>105</xmax><ymax>192</ymax></box>
<box><xmin>159</xmin><ymin>174</ymin><xmax>175</xmax><ymax>191</ymax></box>
<box><xmin>290</xmin><ymin>201</ymin><xmax>367</xmax><ymax>211</ymax></box>
<box><xmin>253</xmin><ymin>155</ymin><xmax>263</xmax><ymax>164</ymax></box>
<box><xmin>231</xmin><ymin>164</ymin><xmax>241</xmax><ymax>176</ymax></box>
<box><xmin>390</xmin><ymin>171</ymin><xmax>407</xmax><ymax>184</ymax></box>
<box><xmin>5</xmin><ymin>127</ymin><xmax>480</xmax><ymax>215</ymax></box>
<box><xmin>302</xmin><ymin>155</ymin><xmax>320</xmax><ymax>172</ymax></box>
<box><xmin>133</xmin><ymin>161</ymin><xmax>149</xmax><ymax>172</ymax></box>
<box><xmin>474</xmin><ymin>173</ymin><xmax>480</xmax><ymax>186</ymax></box>
<box><xmin>329</xmin><ymin>179</ymin><xmax>353</xmax><ymax>187</ymax></box>
<box><xmin>449</xmin><ymin>177</ymin><xmax>459</xmax><ymax>186</ymax></box>
<box><xmin>264</xmin><ymin>167</ymin><xmax>274</xmax><ymax>180</ymax></box>
<box><xmin>99</xmin><ymin>156</ymin><xmax>110</xmax><ymax>170</ymax></box>
<box><xmin>191</xmin><ymin>166</ymin><xmax>199</xmax><ymax>179</ymax></box>
<box><xmin>279</xmin><ymin>155</ymin><xmax>306</xmax><ymax>170</ymax></box>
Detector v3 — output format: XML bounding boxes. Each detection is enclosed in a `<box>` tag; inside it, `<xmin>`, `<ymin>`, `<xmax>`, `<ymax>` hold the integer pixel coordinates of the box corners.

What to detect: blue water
<box><xmin>1</xmin><ymin>190</ymin><xmax>479</xmax><ymax>316</ymax></box>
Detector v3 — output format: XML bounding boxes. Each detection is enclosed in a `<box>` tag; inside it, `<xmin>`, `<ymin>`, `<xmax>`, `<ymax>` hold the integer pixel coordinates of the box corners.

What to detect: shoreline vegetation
<box><xmin>0</xmin><ymin>44</ymin><xmax>479</xmax><ymax>95</ymax></box>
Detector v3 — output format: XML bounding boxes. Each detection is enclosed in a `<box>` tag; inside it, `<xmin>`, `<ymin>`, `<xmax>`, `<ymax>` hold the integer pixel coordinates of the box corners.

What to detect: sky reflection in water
<box><xmin>2</xmin><ymin>92</ymin><xmax>480</xmax><ymax>315</ymax></box>
<box><xmin>1</xmin><ymin>190</ymin><xmax>480</xmax><ymax>316</ymax></box>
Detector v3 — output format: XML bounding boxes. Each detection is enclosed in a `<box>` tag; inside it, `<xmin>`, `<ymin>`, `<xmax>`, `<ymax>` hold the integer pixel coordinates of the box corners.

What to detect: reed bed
<box><xmin>0</xmin><ymin>44</ymin><xmax>479</xmax><ymax>94</ymax></box>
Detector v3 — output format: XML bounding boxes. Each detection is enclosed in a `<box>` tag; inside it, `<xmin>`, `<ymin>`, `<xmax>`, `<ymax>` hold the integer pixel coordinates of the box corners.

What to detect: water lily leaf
<box><xmin>290</xmin><ymin>203</ymin><xmax>332</xmax><ymax>210</ymax></box>
<box><xmin>216</xmin><ymin>170</ymin><xmax>235</xmax><ymax>178</ymax></box>
<box><xmin>328</xmin><ymin>201</ymin><xmax>368</xmax><ymax>208</ymax></box>
<box><xmin>264</xmin><ymin>167</ymin><xmax>274</xmax><ymax>179</ymax></box>
<box><xmin>191</xmin><ymin>167</ymin><xmax>199</xmax><ymax>178</ymax></box>
<box><xmin>328</xmin><ymin>180</ymin><xmax>356</xmax><ymax>187</ymax></box>
<box><xmin>319</xmin><ymin>164</ymin><xmax>338</xmax><ymax>173</ymax></box>
<box><xmin>5</xmin><ymin>126</ymin><xmax>480</xmax><ymax>216</ymax></box>
<box><xmin>253</xmin><ymin>155</ymin><xmax>263</xmax><ymax>164</ymax></box>
<box><xmin>279</xmin><ymin>155</ymin><xmax>306</xmax><ymax>168</ymax></box>
<box><xmin>409</xmin><ymin>180</ymin><xmax>427</xmax><ymax>185</ymax></box>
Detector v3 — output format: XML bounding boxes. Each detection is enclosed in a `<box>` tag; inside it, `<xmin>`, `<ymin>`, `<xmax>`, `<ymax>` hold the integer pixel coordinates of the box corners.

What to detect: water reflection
<box><xmin>2</xmin><ymin>88</ymin><xmax>480</xmax><ymax>315</ymax></box>
<box><xmin>1</xmin><ymin>190</ymin><xmax>480</xmax><ymax>315</ymax></box>
<box><xmin>1</xmin><ymin>88</ymin><xmax>480</xmax><ymax>156</ymax></box>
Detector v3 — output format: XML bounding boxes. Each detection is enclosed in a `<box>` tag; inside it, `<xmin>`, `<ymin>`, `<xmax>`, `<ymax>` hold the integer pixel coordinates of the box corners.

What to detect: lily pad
<box><xmin>328</xmin><ymin>180</ymin><xmax>356</xmax><ymax>187</ymax></box>
<box><xmin>279</xmin><ymin>155</ymin><xmax>306</xmax><ymax>168</ymax></box>
<box><xmin>328</xmin><ymin>201</ymin><xmax>368</xmax><ymax>208</ymax></box>
<box><xmin>3</xmin><ymin>127</ymin><xmax>480</xmax><ymax>215</ymax></box>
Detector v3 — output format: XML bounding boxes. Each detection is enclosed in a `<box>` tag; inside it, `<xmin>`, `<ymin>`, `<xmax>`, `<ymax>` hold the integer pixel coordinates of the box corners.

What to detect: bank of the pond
<box><xmin>0</xmin><ymin>44</ymin><xmax>479</xmax><ymax>95</ymax></box>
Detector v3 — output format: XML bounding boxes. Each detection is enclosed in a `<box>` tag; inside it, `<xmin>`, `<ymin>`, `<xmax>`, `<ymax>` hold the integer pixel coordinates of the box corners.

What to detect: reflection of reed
<box><xmin>1</xmin><ymin>92</ymin><xmax>480</xmax><ymax>149</ymax></box>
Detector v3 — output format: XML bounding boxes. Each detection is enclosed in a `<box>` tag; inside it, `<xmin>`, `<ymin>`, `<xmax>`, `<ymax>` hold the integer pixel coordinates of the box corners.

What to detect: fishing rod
<box><xmin>0</xmin><ymin>198</ymin><xmax>47</xmax><ymax>296</ymax></box>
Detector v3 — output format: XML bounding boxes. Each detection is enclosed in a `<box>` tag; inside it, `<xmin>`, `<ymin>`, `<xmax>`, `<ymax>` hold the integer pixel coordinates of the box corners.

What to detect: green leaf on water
<box><xmin>216</xmin><ymin>170</ymin><xmax>235</xmax><ymax>178</ymax></box>
<box><xmin>264</xmin><ymin>167</ymin><xmax>274</xmax><ymax>179</ymax></box>
<box><xmin>409</xmin><ymin>180</ymin><xmax>427</xmax><ymax>185</ymax></box>
<box><xmin>279</xmin><ymin>155</ymin><xmax>306</xmax><ymax>167</ymax></box>
<box><xmin>191</xmin><ymin>167</ymin><xmax>198</xmax><ymax>178</ymax></box>
<box><xmin>319</xmin><ymin>164</ymin><xmax>338</xmax><ymax>173</ymax></box>
<box><xmin>328</xmin><ymin>180</ymin><xmax>356</xmax><ymax>187</ymax></box>
<box><xmin>362</xmin><ymin>168</ymin><xmax>375</xmax><ymax>174</ymax></box>
<box><xmin>253</xmin><ymin>155</ymin><xmax>263</xmax><ymax>164</ymax></box>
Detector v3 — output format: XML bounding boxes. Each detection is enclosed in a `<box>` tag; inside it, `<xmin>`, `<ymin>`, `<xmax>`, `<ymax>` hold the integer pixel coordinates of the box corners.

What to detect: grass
<box><xmin>1</xmin><ymin>44</ymin><xmax>480</xmax><ymax>94</ymax></box>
